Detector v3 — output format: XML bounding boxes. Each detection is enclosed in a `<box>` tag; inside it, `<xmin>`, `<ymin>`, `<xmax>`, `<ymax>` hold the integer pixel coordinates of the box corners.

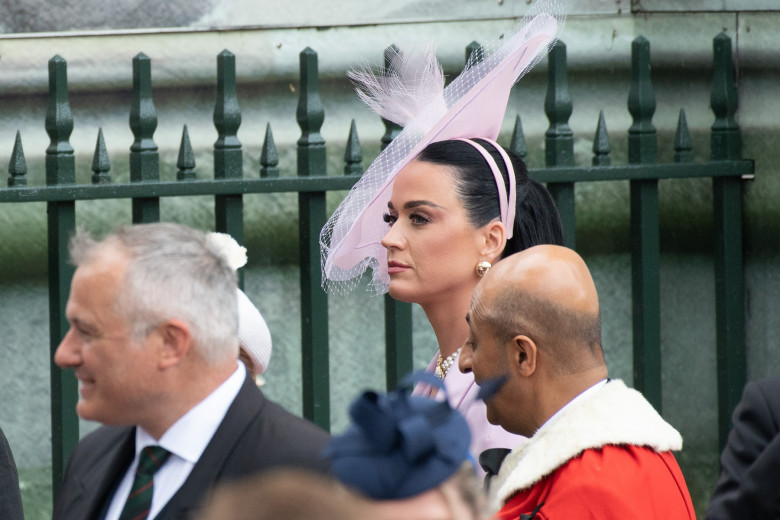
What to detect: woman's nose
<box><xmin>381</xmin><ymin>221</ymin><xmax>404</xmax><ymax>250</ymax></box>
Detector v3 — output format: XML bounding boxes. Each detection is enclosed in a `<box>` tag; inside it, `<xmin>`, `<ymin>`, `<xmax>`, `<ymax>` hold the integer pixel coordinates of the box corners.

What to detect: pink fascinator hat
<box><xmin>237</xmin><ymin>288</ymin><xmax>272</xmax><ymax>375</ymax></box>
<box><xmin>320</xmin><ymin>2</ymin><xmax>563</xmax><ymax>294</ymax></box>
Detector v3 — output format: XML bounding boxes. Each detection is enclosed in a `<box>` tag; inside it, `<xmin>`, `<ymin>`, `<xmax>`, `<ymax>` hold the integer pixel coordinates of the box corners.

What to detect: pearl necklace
<box><xmin>435</xmin><ymin>347</ymin><xmax>462</xmax><ymax>380</ymax></box>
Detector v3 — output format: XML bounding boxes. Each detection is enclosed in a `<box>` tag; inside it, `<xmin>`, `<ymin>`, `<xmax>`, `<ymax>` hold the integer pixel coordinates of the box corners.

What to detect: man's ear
<box><xmin>155</xmin><ymin>319</ymin><xmax>192</xmax><ymax>369</ymax></box>
<box><xmin>481</xmin><ymin>221</ymin><xmax>507</xmax><ymax>264</ymax></box>
<box><xmin>509</xmin><ymin>335</ymin><xmax>537</xmax><ymax>377</ymax></box>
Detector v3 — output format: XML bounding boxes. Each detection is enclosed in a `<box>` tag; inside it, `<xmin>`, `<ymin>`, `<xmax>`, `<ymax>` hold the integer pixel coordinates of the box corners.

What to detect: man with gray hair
<box><xmin>52</xmin><ymin>223</ymin><xmax>329</xmax><ymax>520</ymax></box>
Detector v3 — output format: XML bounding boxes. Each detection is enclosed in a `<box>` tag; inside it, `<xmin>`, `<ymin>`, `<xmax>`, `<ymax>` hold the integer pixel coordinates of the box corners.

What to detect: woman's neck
<box><xmin>419</xmin><ymin>288</ymin><xmax>473</xmax><ymax>359</ymax></box>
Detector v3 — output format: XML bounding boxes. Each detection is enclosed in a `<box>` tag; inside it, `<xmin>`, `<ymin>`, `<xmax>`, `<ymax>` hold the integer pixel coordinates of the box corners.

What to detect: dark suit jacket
<box><xmin>52</xmin><ymin>373</ymin><xmax>330</xmax><ymax>520</ymax></box>
<box><xmin>706</xmin><ymin>376</ymin><xmax>780</xmax><ymax>519</ymax></box>
<box><xmin>0</xmin><ymin>426</ymin><xmax>24</xmax><ymax>520</ymax></box>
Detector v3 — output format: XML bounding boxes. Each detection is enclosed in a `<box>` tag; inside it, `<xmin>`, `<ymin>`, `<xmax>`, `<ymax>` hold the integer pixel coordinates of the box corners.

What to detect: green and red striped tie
<box><xmin>118</xmin><ymin>446</ymin><xmax>171</xmax><ymax>520</ymax></box>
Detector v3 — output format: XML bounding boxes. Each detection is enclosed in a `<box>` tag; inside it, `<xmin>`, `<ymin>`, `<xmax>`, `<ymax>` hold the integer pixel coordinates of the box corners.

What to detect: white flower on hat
<box><xmin>206</xmin><ymin>232</ymin><xmax>247</xmax><ymax>271</ymax></box>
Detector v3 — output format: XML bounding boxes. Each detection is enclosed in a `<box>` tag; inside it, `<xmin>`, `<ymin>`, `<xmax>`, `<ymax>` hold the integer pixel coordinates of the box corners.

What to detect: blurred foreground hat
<box><xmin>325</xmin><ymin>372</ymin><xmax>471</xmax><ymax>499</ymax></box>
<box><xmin>237</xmin><ymin>288</ymin><xmax>272</xmax><ymax>375</ymax></box>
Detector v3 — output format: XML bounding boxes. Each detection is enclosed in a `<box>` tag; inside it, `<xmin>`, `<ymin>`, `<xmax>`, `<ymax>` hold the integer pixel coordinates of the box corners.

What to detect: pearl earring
<box><xmin>475</xmin><ymin>261</ymin><xmax>492</xmax><ymax>277</ymax></box>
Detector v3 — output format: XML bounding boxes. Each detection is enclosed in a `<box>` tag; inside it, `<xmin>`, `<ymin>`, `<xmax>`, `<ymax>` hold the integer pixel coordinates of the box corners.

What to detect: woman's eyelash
<box><xmin>383</xmin><ymin>212</ymin><xmax>430</xmax><ymax>225</ymax></box>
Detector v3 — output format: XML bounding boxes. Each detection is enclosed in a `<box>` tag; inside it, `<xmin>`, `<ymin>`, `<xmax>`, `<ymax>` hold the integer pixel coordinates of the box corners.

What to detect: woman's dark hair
<box><xmin>416</xmin><ymin>139</ymin><xmax>564</xmax><ymax>256</ymax></box>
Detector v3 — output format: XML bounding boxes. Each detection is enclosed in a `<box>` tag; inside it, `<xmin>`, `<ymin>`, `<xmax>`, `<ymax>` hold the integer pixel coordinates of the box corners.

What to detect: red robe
<box><xmin>489</xmin><ymin>380</ymin><xmax>696</xmax><ymax>520</ymax></box>
<box><xmin>495</xmin><ymin>445</ymin><xmax>695</xmax><ymax>519</ymax></box>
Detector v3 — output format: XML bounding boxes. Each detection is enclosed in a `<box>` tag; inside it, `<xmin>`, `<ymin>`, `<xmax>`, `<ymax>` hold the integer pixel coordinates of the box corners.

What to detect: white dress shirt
<box><xmin>541</xmin><ymin>378</ymin><xmax>608</xmax><ymax>431</ymax></box>
<box><xmin>104</xmin><ymin>362</ymin><xmax>245</xmax><ymax>520</ymax></box>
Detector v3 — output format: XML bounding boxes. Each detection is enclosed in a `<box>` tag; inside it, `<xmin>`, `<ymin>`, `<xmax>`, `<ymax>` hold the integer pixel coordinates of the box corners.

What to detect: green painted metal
<box><xmin>48</xmin><ymin>203</ymin><xmax>76</xmax><ymax>501</ymax></box>
<box><xmin>296</xmin><ymin>48</ymin><xmax>326</xmax><ymax>164</ymax></box>
<box><xmin>628</xmin><ymin>36</ymin><xmax>662</xmax><ymax>412</ymax></box>
<box><xmin>628</xmin><ymin>37</ymin><xmax>658</xmax><ymax>164</ymax></box>
<box><xmin>544</xmin><ymin>41</ymin><xmax>576</xmax><ymax>249</ymax></box>
<box><xmin>297</xmin><ymin>47</ymin><xmax>330</xmax><ymax>431</ymax></box>
<box><xmin>544</xmin><ymin>41</ymin><xmax>574</xmax><ymax>165</ymax></box>
<box><xmin>380</xmin><ymin>45</ymin><xmax>403</xmax><ymax>149</ymax></box>
<box><xmin>344</xmin><ymin>119</ymin><xmax>362</xmax><ymax>175</ymax></box>
<box><xmin>213</xmin><ymin>50</ymin><xmax>245</xmax><ymax>287</ymax></box>
<box><xmin>177</xmin><ymin>126</ymin><xmax>196</xmax><ymax>181</ymax></box>
<box><xmin>674</xmin><ymin>110</ymin><xmax>693</xmax><ymax>163</ymax></box>
<box><xmin>466</xmin><ymin>41</ymin><xmax>480</xmax><ymax>61</ymax></box>
<box><xmin>299</xmin><ymin>190</ymin><xmax>329</xmax><ymax>429</ymax></box>
<box><xmin>260</xmin><ymin>123</ymin><xmax>280</xmax><ymax>178</ymax></box>
<box><xmin>214</xmin><ymin>50</ymin><xmax>243</xmax><ymax>179</ymax></box>
<box><xmin>0</xmin><ymin>176</ymin><xmax>358</xmax><ymax>202</ymax></box>
<box><xmin>711</xmin><ymin>34</ymin><xmax>741</xmax><ymax>160</ymax></box>
<box><xmin>8</xmin><ymin>131</ymin><xmax>27</xmax><ymax>187</ymax></box>
<box><xmin>45</xmin><ymin>55</ymin><xmax>78</xmax><ymax>501</ymax></box>
<box><xmin>711</xmin><ymin>32</ymin><xmax>746</xmax><ymax>452</ymax></box>
<box><xmin>384</xmin><ymin>295</ymin><xmax>413</xmax><ymax>391</ymax></box>
<box><xmin>129</xmin><ymin>53</ymin><xmax>160</xmax><ymax>223</ymax></box>
<box><xmin>529</xmin><ymin>161</ymin><xmax>752</xmax><ymax>183</ymax></box>
<box><xmin>45</xmin><ymin>56</ymin><xmax>75</xmax><ymax>186</ymax></box>
<box><xmin>0</xmin><ymin>160</ymin><xmax>753</xmax><ymax>205</ymax></box>
<box><xmin>91</xmin><ymin>128</ymin><xmax>111</xmax><ymax>184</ymax></box>
<box><xmin>592</xmin><ymin>111</ymin><xmax>611</xmax><ymax>166</ymax></box>
<box><xmin>510</xmin><ymin>116</ymin><xmax>527</xmax><ymax>160</ymax></box>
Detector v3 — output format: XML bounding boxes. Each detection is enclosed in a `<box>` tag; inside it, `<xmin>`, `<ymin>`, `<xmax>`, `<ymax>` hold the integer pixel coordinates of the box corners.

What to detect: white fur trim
<box><xmin>492</xmin><ymin>379</ymin><xmax>682</xmax><ymax>506</ymax></box>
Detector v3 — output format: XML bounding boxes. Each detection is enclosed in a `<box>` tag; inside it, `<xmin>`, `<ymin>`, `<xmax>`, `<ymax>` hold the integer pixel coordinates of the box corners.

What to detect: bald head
<box><xmin>484</xmin><ymin>244</ymin><xmax>596</xmax><ymax>309</ymax></box>
<box><xmin>472</xmin><ymin>245</ymin><xmax>603</xmax><ymax>375</ymax></box>
<box><xmin>459</xmin><ymin>245</ymin><xmax>607</xmax><ymax>436</ymax></box>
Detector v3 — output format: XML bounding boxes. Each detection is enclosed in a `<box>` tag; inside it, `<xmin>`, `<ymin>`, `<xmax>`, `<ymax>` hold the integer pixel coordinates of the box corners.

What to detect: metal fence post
<box><xmin>45</xmin><ymin>55</ymin><xmax>78</xmax><ymax>501</ymax></box>
<box><xmin>129</xmin><ymin>53</ymin><xmax>160</xmax><ymax>223</ymax></box>
<box><xmin>628</xmin><ymin>36</ymin><xmax>662</xmax><ymax>412</ymax></box>
<box><xmin>213</xmin><ymin>50</ymin><xmax>245</xmax><ymax>288</ymax></box>
<box><xmin>544</xmin><ymin>41</ymin><xmax>576</xmax><ymax>249</ymax></box>
<box><xmin>710</xmin><ymin>32</ymin><xmax>746</xmax><ymax>451</ymax></box>
<box><xmin>297</xmin><ymin>47</ymin><xmax>330</xmax><ymax>430</ymax></box>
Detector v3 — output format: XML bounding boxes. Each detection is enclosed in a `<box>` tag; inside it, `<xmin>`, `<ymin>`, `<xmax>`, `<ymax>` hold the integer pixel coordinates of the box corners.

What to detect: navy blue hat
<box><xmin>325</xmin><ymin>372</ymin><xmax>472</xmax><ymax>500</ymax></box>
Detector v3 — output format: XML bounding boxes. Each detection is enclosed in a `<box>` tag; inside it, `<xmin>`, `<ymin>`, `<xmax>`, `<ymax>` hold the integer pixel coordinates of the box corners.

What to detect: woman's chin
<box><xmin>387</xmin><ymin>283</ymin><xmax>418</xmax><ymax>304</ymax></box>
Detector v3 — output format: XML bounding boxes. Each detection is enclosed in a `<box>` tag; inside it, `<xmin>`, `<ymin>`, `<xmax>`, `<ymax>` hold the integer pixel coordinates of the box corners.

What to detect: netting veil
<box><xmin>320</xmin><ymin>3</ymin><xmax>564</xmax><ymax>294</ymax></box>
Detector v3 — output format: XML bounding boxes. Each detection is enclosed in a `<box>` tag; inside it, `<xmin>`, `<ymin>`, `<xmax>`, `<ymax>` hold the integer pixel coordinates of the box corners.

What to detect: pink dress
<box><xmin>416</xmin><ymin>354</ymin><xmax>526</xmax><ymax>477</ymax></box>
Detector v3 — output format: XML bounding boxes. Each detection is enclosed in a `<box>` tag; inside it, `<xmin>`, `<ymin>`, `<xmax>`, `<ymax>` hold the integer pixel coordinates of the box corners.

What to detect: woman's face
<box><xmin>381</xmin><ymin>160</ymin><xmax>485</xmax><ymax>305</ymax></box>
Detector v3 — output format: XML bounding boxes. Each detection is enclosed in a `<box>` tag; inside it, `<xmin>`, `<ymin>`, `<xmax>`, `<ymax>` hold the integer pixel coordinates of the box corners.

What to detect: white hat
<box><xmin>237</xmin><ymin>288</ymin><xmax>272</xmax><ymax>375</ymax></box>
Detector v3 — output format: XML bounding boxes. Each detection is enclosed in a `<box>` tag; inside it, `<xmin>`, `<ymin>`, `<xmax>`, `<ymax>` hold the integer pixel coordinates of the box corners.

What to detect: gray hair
<box><xmin>69</xmin><ymin>223</ymin><xmax>239</xmax><ymax>364</ymax></box>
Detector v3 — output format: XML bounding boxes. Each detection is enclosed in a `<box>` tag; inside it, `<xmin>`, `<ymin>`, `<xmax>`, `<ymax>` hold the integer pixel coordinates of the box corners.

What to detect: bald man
<box><xmin>459</xmin><ymin>245</ymin><xmax>695</xmax><ymax>519</ymax></box>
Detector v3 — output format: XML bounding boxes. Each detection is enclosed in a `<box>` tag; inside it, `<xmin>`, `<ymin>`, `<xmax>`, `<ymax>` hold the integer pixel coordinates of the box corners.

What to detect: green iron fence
<box><xmin>1</xmin><ymin>33</ymin><xmax>752</xmax><ymax>504</ymax></box>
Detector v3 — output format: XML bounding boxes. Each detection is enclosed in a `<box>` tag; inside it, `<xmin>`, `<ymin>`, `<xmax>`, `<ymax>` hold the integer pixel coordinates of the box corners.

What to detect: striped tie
<box><xmin>118</xmin><ymin>445</ymin><xmax>171</xmax><ymax>520</ymax></box>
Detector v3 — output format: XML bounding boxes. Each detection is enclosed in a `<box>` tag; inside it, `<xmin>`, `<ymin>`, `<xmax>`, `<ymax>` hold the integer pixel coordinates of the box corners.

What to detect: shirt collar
<box><xmin>135</xmin><ymin>361</ymin><xmax>246</xmax><ymax>463</ymax></box>
<box><xmin>541</xmin><ymin>378</ymin><xmax>608</xmax><ymax>432</ymax></box>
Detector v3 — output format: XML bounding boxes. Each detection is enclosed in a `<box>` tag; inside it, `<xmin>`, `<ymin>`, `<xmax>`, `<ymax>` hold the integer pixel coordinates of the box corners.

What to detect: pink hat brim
<box><xmin>322</xmin><ymin>14</ymin><xmax>560</xmax><ymax>293</ymax></box>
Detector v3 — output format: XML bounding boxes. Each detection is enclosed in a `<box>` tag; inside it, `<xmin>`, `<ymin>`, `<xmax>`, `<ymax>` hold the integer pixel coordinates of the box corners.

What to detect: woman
<box><xmin>321</xmin><ymin>6</ymin><xmax>564</xmax><ymax>470</ymax></box>
<box><xmin>381</xmin><ymin>138</ymin><xmax>563</xmax><ymax>466</ymax></box>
